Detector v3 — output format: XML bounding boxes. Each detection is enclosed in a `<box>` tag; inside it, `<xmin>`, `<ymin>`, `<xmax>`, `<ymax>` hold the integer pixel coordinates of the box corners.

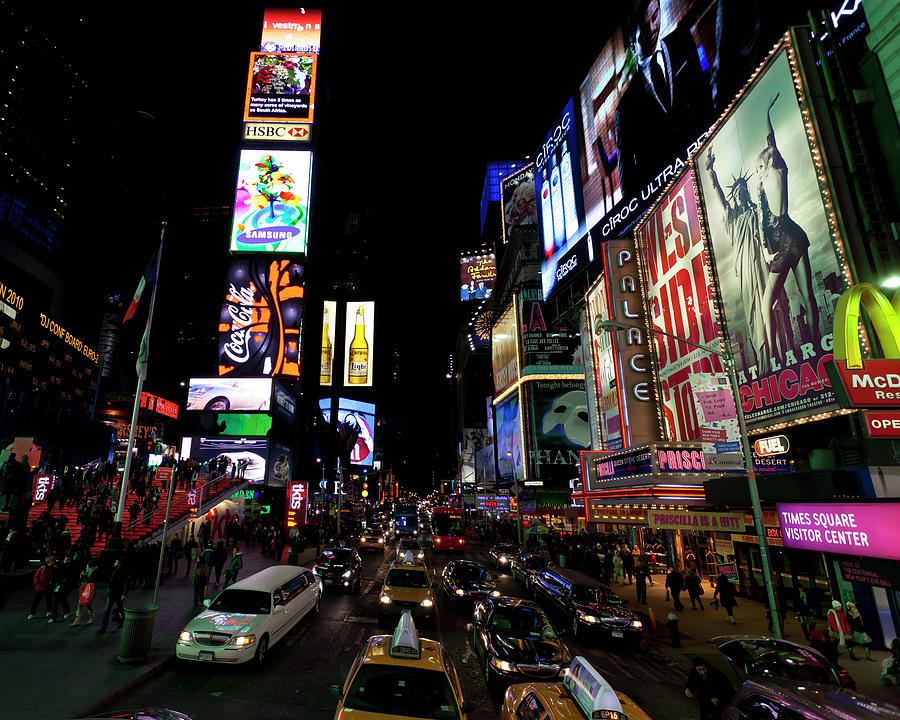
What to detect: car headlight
<box><xmin>631</xmin><ymin>620</ymin><xmax>643</xmax><ymax>628</ymax></box>
<box><xmin>417</xmin><ymin>552</ymin><xmax>424</xmax><ymax>559</ymax></box>
<box><xmin>489</xmin><ymin>657</ymin><xmax>516</xmax><ymax>673</ymax></box>
<box><xmin>490</xmin><ymin>590</ymin><xmax>501</xmax><ymax>598</ymax></box>
<box><xmin>421</xmin><ymin>599</ymin><xmax>434</xmax><ymax>608</ymax></box>
<box><xmin>380</xmin><ymin>594</ymin><xmax>392</xmax><ymax>604</ymax></box>
<box><xmin>227</xmin><ymin>634</ymin><xmax>257</xmax><ymax>647</ymax></box>
<box><xmin>499</xmin><ymin>556</ymin><xmax>508</xmax><ymax>563</ymax></box>
<box><xmin>312</xmin><ymin>566</ymin><xmax>319</xmax><ymax>575</ymax></box>
<box><xmin>378</xmin><ymin>538</ymin><xmax>384</xmax><ymax>543</ymax></box>
<box><xmin>578</xmin><ymin>611</ymin><xmax>600</xmax><ymax>624</ymax></box>
<box><xmin>455</xmin><ymin>588</ymin><xmax>466</xmax><ymax>596</ymax></box>
<box><xmin>178</xmin><ymin>631</ymin><xmax>193</xmax><ymax>643</ymax></box>
<box><xmin>342</xmin><ymin>570</ymin><xmax>352</xmax><ymax>579</ymax></box>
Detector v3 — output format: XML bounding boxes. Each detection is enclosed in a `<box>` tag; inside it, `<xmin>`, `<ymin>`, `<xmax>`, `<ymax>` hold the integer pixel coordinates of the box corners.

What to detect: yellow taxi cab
<box><xmin>500</xmin><ymin>656</ymin><xmax>652</xmax><ymax>720</ymax></box>
<box><xmin>378</xmin><ymin>552</ymin><xmax>434</xmax><ymax>627</ymax></box>
<box><xmin>358</xmin><ymin>529</ymin><xmax>386</xmax><ymax>551</ymax></box>
<box><xmin>333</xmin><ymin>611</ymin><xmax>473</xmax><ymax>720</ymax></box>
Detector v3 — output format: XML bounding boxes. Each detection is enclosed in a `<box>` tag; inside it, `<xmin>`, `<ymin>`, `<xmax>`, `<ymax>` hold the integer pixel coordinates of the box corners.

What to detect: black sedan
<box><xmin>311</xmin><ymin>547</ymin><xmax>362</xmax><ymax>593</ymax></box>
<box><xmin>472</xmin><ymin>597</ymin><xmax>571</xmax><ymax>691</ymax></box>
<box><xmin>509</xmin><ymin>552</ymin><xmax>550</xmax><ymax>590</ymax></box>
<box><xmin>488</xmin><ymin>543</ymin><xmax>519</xmax><ymax>571</ymax></box>
<box><xmin>441</xmin><ymin>560</ymin><xmax>500</xmax><ymax>606</ymax></box>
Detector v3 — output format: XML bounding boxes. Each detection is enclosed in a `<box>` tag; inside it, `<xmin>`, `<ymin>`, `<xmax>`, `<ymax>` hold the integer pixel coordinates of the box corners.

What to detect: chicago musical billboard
<box><xmin>230</xmin><ymin>149</ymin><xmax>313</xmax><ymax>254</ymax></box>
<box><xmin>244</xmin><ymin>52</ymin><xmax>318</xmax><ymax>124</ymax></box>
<box><xmin>217</xmin><ymin>257</ymin><xmax>304</xmax><ymax>378</ymax></box>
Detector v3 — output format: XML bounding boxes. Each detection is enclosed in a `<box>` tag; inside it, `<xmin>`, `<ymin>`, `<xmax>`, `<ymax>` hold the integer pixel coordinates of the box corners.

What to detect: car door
<box><xmin>270</xmin><ymin>584</ymin><xmax>292</xmax><ymax>642</ymax></box>
<box><xmin>473</xmin><ymin>600</ymin><xmax>491</xmax><ymax>657</ymax></box>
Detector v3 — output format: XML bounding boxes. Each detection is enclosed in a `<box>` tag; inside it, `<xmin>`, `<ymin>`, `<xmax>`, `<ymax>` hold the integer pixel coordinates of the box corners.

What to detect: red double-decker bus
<box><xmin>432</xmin><ymin>507</ymin><xmax>465</xmax><ymax>551</ymax></box>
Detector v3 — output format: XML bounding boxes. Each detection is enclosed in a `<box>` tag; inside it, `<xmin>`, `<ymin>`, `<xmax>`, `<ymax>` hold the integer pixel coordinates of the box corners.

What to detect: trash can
<box><xmin>117</xmin><ymin>603</ymin><xmax>157</xmax><ymax>664</ymax></box>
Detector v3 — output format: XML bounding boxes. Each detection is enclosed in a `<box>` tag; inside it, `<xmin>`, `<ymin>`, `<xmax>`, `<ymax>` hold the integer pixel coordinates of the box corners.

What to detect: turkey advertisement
<box><xmin>526</xmin><ymin>379</ymin><xmax>590</xmax><ymax>480</ymax></box>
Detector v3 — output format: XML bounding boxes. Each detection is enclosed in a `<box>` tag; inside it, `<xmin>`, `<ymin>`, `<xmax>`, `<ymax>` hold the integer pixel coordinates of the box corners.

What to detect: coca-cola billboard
<box><xmin>217</xmin><ymin>258</ymin><xmax>304</xmax><ymax>378</ymax></box>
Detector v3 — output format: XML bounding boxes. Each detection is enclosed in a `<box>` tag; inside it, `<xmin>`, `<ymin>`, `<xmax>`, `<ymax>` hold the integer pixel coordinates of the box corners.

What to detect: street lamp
<box><xmin>507</xmin><ymin>450</ymin><xmax>524</xmax><ymax>547</ymax></box>
<box><xmin>598</xmin><ymin>319</ymin><xmax>783</xmax><ymax>639</ymax></box>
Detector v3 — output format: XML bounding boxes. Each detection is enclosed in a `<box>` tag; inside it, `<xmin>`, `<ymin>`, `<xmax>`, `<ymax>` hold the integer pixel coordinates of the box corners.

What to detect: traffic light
<box><xmin>362</xmin><ymin>482</ymin><xmax>368</xmax><ymax>490</ymax></box>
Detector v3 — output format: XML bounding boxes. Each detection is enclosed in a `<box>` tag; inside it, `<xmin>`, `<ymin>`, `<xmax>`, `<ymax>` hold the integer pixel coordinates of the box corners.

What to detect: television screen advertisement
<box><xmin>343</xmin><ymin>301</ymin><xmax>374</xmax><ymax>387</ymax></box>
<box><xmin>495</xmin><ymin>392</ymin><xmax>524</xmax><ymax>484</ymax></box>
<box><xmin>461</xmin><ymin>429</ymin><xmax>489</xmax><ymax>486</ymax></box>
<box><xmin>230</xmin><ymin>149</ymin><xmax>313</xmax><ymax>254</ymax></box>
<box><xmin>518</xmin><ymin>288</ymin><xmax>582</xmax><ymax>376</ymax></box>
<box><xmin>636</xmin><ymin>168</ymin><xmax>725</xmax><ymax>442</ymax></box>
<box><xmin>459</xmin><ymin>253</ymin><xmax>496</xmax><ymax>302</ymax></box>
<box><xmin>267</xmin><ymin>438</ymin><xmax>294</xmax><ymax>487</ymax></box>
<box><xmin>261</xmin><ymin>8</ymin><xmax>322</xmax><ymax>54</ymax></box>
<box><xmin>696</xmin><ymin>46</ymin><xmax>847</xmax><ymax>430</ymax></box>
<box><xmin>475</xmin><ymin>444</ymin><xmax>496</xmax><ymax>489</ymax></box>
<box><xmin>526</xmin><ymin>379</ymin><xmax>590</xmax><ymax>481</ymax></box>
<box><xmin>320</xmin><ymin>300</ymin><xmax>337</xmax><ymax>386</ymax></box>
<box><xmin>491</xmin><ymin>302</ymin><xmax>519</xmax><ymax>395</ymax></box>
<box><xmin>187</xmin><ymin>378</ymin><xmax>273</xmax><ymax>412</ymax></box>
<box><xmin>217</xmin><ymin>258</ymin><xmax>304</xmax><ymax>378</ymax></box>
<box><xmin>537</xmin><ymin>97</ymin><xmax>588</xmax><ymax>299</ymax></box>
<box><xmin>319</xmin><ymin>397</ymin><xmax>376</xmax><ymax>467</ymax></box>
<box><xmin>244</xmin><ymin>52</ymin><xmax>318</xmax><ymax>124</ymax></box>
<box><xmin>272</xmin><ymin>380</ymin><xmax>296</xmax><ymax>424</ymax></box>
<box><xmin>501</xmin><ymin>163</ymin><xmax>538</xmax><ymax>245</ymax></box>
<box><xmin>219</xmin><ymin>413</ymin><xmax>273</xmax><ymax>437</ymax></box>
<box><xmin>191</xmin><ymin>437</ymin><xmax>268</xmax><ymax>485</ymax></box>
<box><xmin>586</xmin><ymin>274</ymin><xmax>622</xmax><ymax>451</ymax></box>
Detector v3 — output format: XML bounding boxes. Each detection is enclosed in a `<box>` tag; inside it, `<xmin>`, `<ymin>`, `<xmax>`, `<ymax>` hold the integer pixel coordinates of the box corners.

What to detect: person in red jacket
<box><xmin>27</xmin><ymin>556</ymin><xmax>56</xmax><ymax>619</ymax></box>
<box><xmin>827</xmin><ymin>599</ymin><xmax>856</xmax><ymax>660</ymax></box>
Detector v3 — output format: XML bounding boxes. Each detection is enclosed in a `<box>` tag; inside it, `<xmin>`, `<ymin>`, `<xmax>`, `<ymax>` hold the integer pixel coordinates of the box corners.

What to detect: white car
<box><xmin>176</xmin><ymin>565</ymin><xmax>321</xmax><ymax>664</ymax></box>
<box><xmin>186</xmin><ymin>379</ymin><xmax>270</xmax><ymax>411</ymax></box>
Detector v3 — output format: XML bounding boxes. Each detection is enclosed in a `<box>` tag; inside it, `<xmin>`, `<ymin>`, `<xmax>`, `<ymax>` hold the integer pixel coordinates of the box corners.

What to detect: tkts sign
<box><xmin>285</xmin><ymin>481</ymin><xmax>308</xmax><ymax>529</ymax></box>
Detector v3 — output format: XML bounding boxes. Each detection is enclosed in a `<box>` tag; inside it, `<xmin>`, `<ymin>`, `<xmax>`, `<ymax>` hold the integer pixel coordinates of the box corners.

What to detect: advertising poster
<box><xmin>475</xmin><ymin>444</ymin><xmax>496</xmax><ymax>489</ymax></box>
<box><xmin>191</xmin><ymin>437</ymin><xmax>268</xmax><ymax>485</ymax></box>
<box><xmin>319</xmin><ymin>398</ymin><xmax>376</xmax><ymax>467</ymax></box>
<box><xmin>491</xmin><ymin>302</ymin><xmax>519</xmax><ymax>395</ymax></box>
<box><xmin>320</xmin><ymin>300</ymin><xmax>337</xmax><ymax>386</ymax></box>
<box><xmin>267</xmin><ymin>438</ymin><xmax>294</xmax><ymax>487</ymax></box>
<box><xmin>461</xmin><ymin>428</ymin><xmax>489</xmax><ymax>486</ymax></box>
<box><xmin>579</xmin><ymin>308</ymin><xmax>601</xmax><ymax>451</ymax></box>
<box><xmin>696</xmin><ymin>48</ymin><xmax>845</xmax><ymax>429</ymax></box>
<box><xmin>496</xmin><ymin>392</ymin><xmax>524</xmax><ymax>484</ymax></box>
<box><xmin>471</xmin><ymin>308</ymin><xmax>494</xmax><ymax>350</ymax></box>
<box><xmin>586</xmin><ymin>275</ymin><xmax>622</xmax><ymax>451</ymax></box>
<box><xmin>261</xmin><ymin>8</ymin><xmax>322</xmax><ymax>54</ymax></box>
<box><xmin>537</xmin><ymin>97</ymin><xmax>587</xmax><ymax>299</ymax></box>
<box><xmin>217</xmin><ymin>258</ymin><xmax>304</xmax><ymax>378</ymax></box>
<box><xmin>689</xmin><ymin>373</ymin><xmax>742</xmax><ymax>471</ymax></box>
<box><xmin>343</xmin><ymin>301</ymin><xmax>374</xmax><ymax>387</ymax></box>
<box><xmin>526</xmin><ymin>379</ymin><xmax>590</xmax><ymax>480</ymax></box>
<box><xmin>501</xmin><ymin>163</ymin><xmax>537</xmax><ymax>245</ymax></box>
<box><xmin>272</xmin><ymin>380</ymin><xmax>296</xmax><ymax>424</ymax></box>
<box><xmin>459</xmin><ymin>252</ymin><xmax>496</xmax><ymax>301</ymax></box>
<box><xmin>187</xmin><ymin>378</ymin><xmax>272</xmax><ymax>412</ymax></box>
<box><xmin>230</xmin><ymin>149</ymin><xmax>313</xmax><ymax>254</ymax></box>
<box><xmin>518</xmin><ymin>288</ymin><xmax>582</xmax><ymax>375</ymax></box>
<box><xmin>285</xmin><ymin>481</ymin><xmax>309</xmax><ymax>532</ymax></box>
<box><xmin>637</xmin><ymin>169</ymin><xmax>725</xmax><ymax>442</ymax></box>
<box><xmin>244</xmin><ymin>52</ymin><xmax>318</xmax><ymax>123</ymax></box>
<box><xmin>219</xmin><ymin>414</ymin><xmax>273</xmax><ymax>436</ymax></box>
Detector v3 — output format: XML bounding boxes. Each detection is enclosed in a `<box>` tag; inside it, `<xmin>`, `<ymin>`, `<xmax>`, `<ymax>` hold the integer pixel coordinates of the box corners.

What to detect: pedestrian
<box><xmin>795</xmin><ymin>588</ymin><xmax>816</xmax><ymax>641</ymax></box>
<box><xmin>827</xmin><ymin>599</ymin><xmax>855</xmax><ymax>659</ymax></box>
<box><xmin>685</xmin><ymin>567</ymin><xmax>704</xmax><ymax>611</ymax></box>
<box><xmin>167</xmin><ymin>535</ymin><xmax>182</xmax><ymax>576</ymax></box>
<box><xmin>622</xmin><ymin>546</ymin><xmax>635</xmax><ymax>584</ymax></box>
<box><xmin>845</xmin><ymin>602</ymin><xmax>874</xmax><ymax>661</ymax></box>
<box><xmin>27</xmin><ymin>556</ymin><xmax>56</xmax><ymax>619</ymax></box>
<box><xmin>97</xmin><ymin>558</ymin><xmax>128</xmax><ymax>634</ymax></box>
<box><xmin>70</xmin><ymin>565</ymin><xmax>97</xmax><ymax>626</ymax></box>
<box><xmin>211</xmin><ymin>541</ymin><xmax>227</xmax><ymax>588</ymax></box>
<box><xmin>183</xmin><ymin>534</ymin><xmax>198</xmax><ymax>578</ymax></box>
<box><xmin>713</xmin><ymin>573</ymin><xmax>737</xmax><ymax>624</ymax></box>
<box><xmin>612</xmin><ymin>549</ymin><xmax>624</xmax><ymax>584</ymax></box>
<box><xmin>49</xmin><ymin>555</ymin><xmax>79</xmax><ymax>622</ymax></box>
<box><xmin>223</xmin><ymin>545</ymin><xmax>243</xmax><ymax>587</ymax></box>
<box><xmin>685</xmin><ymin>657</ymin><xmax>735</xmax><ymax>720</ymax></box>
<box><xmin>192</xmin><ymin>557</ymin><xmax>210</xmax><ymax>607</ymax></box>
<box><xmin>634</xmin><ymin>566</ymin><xmax>648</xmax><ymax>605</ymax></box>
<box><xmin>666</xmin><ymin>567</ymin><xmax>685</xmax><ymax>611</ymax></box>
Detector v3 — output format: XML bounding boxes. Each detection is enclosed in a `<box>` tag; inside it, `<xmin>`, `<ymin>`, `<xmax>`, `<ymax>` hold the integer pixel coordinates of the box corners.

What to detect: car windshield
<box><xmin>399</xmin><ymin>540</ymin><xmax>421</xmax><ymax>550</ymax></box>
<box><xmin>317</xmin><ymin>550</ymin><xmax>354</xmax><ymax>565</ymax></box>
<box><xmin>344</xmin><ymin>665</ymin><xmax>459</xmax><ymax>719</ymax></box>
<box><xmin>386</xmin><ymin>569</ymin><xmax>429</xmax><ymax>588</ymax></box>
<box><xmin>208</xmin><ymin>589</ymin><xmax>270</xmax><ymax>615</ymax></box>
<box><xmin>720</xmin><ymin>639</ymin><xmax>840</xmax><ymax>686</ymax></box>
<box><xmin>453</xmin><ymin>565</ymin><xmax>487</xmax><ymax>582</ymax></box>
<box><xmin>524</xmin><ymin>557</ymin><xmax>546</xmax><ymax>571</ymax></box>
<box><xmin>490</xmin><ymin>607</ymin><xmax>557</xmax><ymax>640</ymax></box>
<box><xmin>572</xmin><ymin>585</ymin><xmax>621</xmax><ymax>604</ymax></box>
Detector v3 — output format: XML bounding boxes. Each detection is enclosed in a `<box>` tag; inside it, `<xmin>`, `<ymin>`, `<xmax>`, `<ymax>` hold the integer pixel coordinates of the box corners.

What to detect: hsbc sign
<box><xmin>243</xmin><ymin>123</ymin><xmax>311</xmax><ymax>142</ymax></box>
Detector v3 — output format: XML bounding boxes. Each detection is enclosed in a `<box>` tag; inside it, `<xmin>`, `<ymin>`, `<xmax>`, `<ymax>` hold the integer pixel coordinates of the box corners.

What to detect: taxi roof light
<box><xmin>389</xmin><ymin>610</ymin><xmax>421</xmax><ymax>660</ymax></box>
<box><xmin>564</xmin><ymin>657</ymin><xmax>626</xmax><ymax>720</ymax></box>
<box><xmin>402</xmin><ymin>551</ymin><xmax>416</xmax><ymax>565</ymax></box>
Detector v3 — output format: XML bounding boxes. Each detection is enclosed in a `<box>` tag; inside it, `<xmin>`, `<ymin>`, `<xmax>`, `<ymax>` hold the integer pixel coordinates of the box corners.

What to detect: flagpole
<box><xmin>116</xmin><ymin>223</ymin><xmax>167</xmax><ymax>523</ymax></box>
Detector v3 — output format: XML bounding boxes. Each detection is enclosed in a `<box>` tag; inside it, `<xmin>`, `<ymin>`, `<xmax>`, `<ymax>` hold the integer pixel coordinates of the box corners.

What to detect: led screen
<box><xmin>191</xmin><ymin>437</ymin><xmax>268</xmax><ymax>485</ymax></box>
<box><xmin>261</xmin><ymin>8</ymin><xmax>322</xmax><ymax>54</ymax></box>
<box><xmin>459</xmin><ymin>253</ymin><xmax>496</xmax><ymax>302</ymax></box>
<box><xmin>461</xmin><ymin>429</ymin><xmax>489</xmax><ymax>486</ymax></box>
<box><xmin>475</xmin><ymin>444</ymin><xmax>496</xmax><ymax>489</ymax></box>
<box><xmin>187</xmin><ymin>378</ymin><xmax>272</xmax><ymax>412</ymax></box>
<box><xmin>495</xmin><ymin>392</ymin><xmax>524</xmax><ymax>484</ymax></box>
<box><xmin>244</xmin><ymin>52</ymin><xmax>318</xmax><ymax>124</ymax></box>
<box><xmin>230</xmin><ymin>149</ymin><xmax>313</xmax><ymax>254</ymax></box>
<box><xmin>501</xmin><ymin>164</ymin><xmax>537</xmax><ymax>245</ymax></box>
<box><xmin>343</xmin><ymin>301</ymin><xmax>374</xmax><ymax>387</ymax></box>
<box><xmin>526</xmin><ymin>379</ymin><xmax>589</xmax><ymax>480</ymax></box>
<box><xmin>320</xmin><ymin>300</ymin><xmax>337</xmax><ymax>386</ymax></box>
<box><xmin>320</xmin><ymin>397</ymin><xmax>375</xmax><ymax>467</ymax></box>
<box><xmin>491</xmin><ymin>302</ymin><xmax>518</xmax><ymax>395</ymax></box>
<box><xmin>218</xmin><ymin>258</ymin><xmax>304</xmax><ymax>378</ymax></box>
<box><xmin>267</xmin><ymin>438</ymin><xmax>294</xmax><ymax>487</ymax></box>
<box><xmin>517</xmin><ymin>288</ymin><xmax>582</xmax><ymax>376</ymax></box>
<box><xmin>219</xmin><ymin>413</ymin><xmax>273</xmax><ymax>436</ymax></box>
<box><xmin>272</xmin><ymin>380</ymin><xmax>296</xmax><ymax>424</ymax></box>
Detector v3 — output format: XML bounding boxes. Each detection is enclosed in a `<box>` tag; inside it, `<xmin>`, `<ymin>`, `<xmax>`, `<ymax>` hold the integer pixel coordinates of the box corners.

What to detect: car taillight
<box><xmin>435</xmin><ymin>538</ymin><xmax>441</xmax><ymax>543</ymax></box>
<box><xmin>457</xmin><ymin>538</ymin><xmax>464</xmax><ymax>544</ymax></box>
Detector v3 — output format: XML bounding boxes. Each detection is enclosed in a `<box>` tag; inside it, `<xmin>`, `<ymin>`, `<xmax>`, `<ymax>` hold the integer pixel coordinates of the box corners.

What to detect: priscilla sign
<box><xmin>777</xmin><ymin>502</ymin><xmax>900</xmax><ymax>561</ymax></box>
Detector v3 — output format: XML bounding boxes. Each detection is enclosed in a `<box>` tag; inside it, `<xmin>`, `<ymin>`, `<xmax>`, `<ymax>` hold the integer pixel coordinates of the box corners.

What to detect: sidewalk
<box><xmin>0</xmin><ymin>543</ymin><xmax>320</xmax><ymax>719</ymax></box>
<box><xmin>607</xmin><ymin>571</ymin><xmax>900</xmax><ymax>706</ymax></box>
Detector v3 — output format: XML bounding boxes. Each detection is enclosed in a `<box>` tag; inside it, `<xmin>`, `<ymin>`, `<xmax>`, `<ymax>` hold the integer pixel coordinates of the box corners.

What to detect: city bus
<box><xmin>432</xmin><ymin>507</ymin><xmax>465</xmax><ymax>551</ymax></box>
<box><xmin>393</xmin><ymin>502</ymin><xmax>419</xmax><ymax>537</ymax></box>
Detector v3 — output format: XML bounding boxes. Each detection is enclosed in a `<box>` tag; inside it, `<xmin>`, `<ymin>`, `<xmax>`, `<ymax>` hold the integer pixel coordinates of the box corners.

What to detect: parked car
<box><xmin>312</xmin><ymin>547</ymin><xmax>362</xmax><ymax>593</ymax></box>
<box><xmin>532</xmin><ymin>567</ymin><xmax>642</xmax><ymax>643</ymax></box>
<box><xmin>441</xmin><ymin>560</ymin><xmax>500</xmax><ymax>607</ymax></box>
<box><xmin>723</xmin><ymin>678</ymin><xmax>899</xmax><ymax>720</ymax></box>
<box><xmin>473</xmin><ymin>596</ymin><xmax>571</xmax><ymax>691</ymax></box>
<box><xmin>488</xmin><ymin>544</ymin><xmax>519</xmax><ymax>571</ymax></box>
<box><xmin>510</xmin><ymin>553</ymin><xmax>550</xmax><ymax>590</ymax></box>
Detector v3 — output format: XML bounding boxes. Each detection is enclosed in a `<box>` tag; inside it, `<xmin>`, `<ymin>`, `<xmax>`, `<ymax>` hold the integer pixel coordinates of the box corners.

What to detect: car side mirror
<box><xmin>202</xmin><ymin>598</ymin><xmax>211</xmax><ymax>607</ymax></box>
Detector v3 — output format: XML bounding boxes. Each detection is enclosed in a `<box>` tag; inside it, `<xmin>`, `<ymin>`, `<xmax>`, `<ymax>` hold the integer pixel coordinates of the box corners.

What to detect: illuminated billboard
<box><xmin>219</xmin><ymin>413</ymin><xmax>273</xmax><ymax>436</ymax></box>
<box><xmin>320</xmin><ymin>300</ymin><xmax>337</xmax><ymax>386</ymax></box>
<box><xmin>261</xmin><ymin>8</ymin><xmax>322</xmax><ymax>54</ymax></box>
<box><xmin>267</xmin><ymin>438</ymin><xmax>294</xmax><ymax>487</ymax></box>
<box><xmin>461</xmin><ymin>429</ymin><xmax>489</xmax><ymax>486</ymax></box>
<box><xmin>319</xmin><ymin>397</ymin><xmax>376</xmax><ymax>467</ymax></box>
<box><xmin>501</xmin><ymin>163</ymin><xmax>537</xmax><ymax>245</ymax></box>
<box><xmin>491</xmin><ymin>302</ymin><xmax>518</xmax><ymax>395</ymax></box>
<box><xmin>191</xmin><ymin>437</ymin><xmax>268</xmax><ymax>485</ymax></box>
<box><xmin>696</xmin><ymin>44</ymin><xmax>847</xmax><ymax>430</ymax></box>
<box><xmin>517</xmin><ymin>288</ymin><xmax>581</xmax><ymax>376</ymax></box>
<box><xmin>272</xmin><ymin>380</ymin><xmax>296</xmax><ymax>424</ymax></box>
<box><xmin>343</xmin><ymin>301</ymin><xmax>374</xmax><ymax>387</ymax></box>
<box><xmin>244</xmin><ymin>52</ymin><xmax>318</xmax><ymax>124</ymax></box>
<box><xmin>526</xmin><ymin>379</ymin><xmax>589</xmax><ymax>480</ymax></box>
<box><xmin>459</xmin><ymin>253</ymin><xmax>496</xmax><ymax>302</ymax></box>
<box><xmin>217</xmin><ymin>258</ymin><xmax>304</xmax><ymax>378</ymax></box>
<box><xmin>475</xmin><ymin>444</ymin><xmax>496</xmax><ymax>489</ymax></box>
<box><xmin>496</xmin><ymin>392</ymin><xmax>524</xmax><ymax>484</ymax></box>
<box><xmin>230</xmin><ymin>149</ymin><xmax>312</xmax><ymax>254</ymax></box>
<box><xmin>187</xmin><ymin>378</ymin><xmax>272</xmax><ymax>412</ymax></box>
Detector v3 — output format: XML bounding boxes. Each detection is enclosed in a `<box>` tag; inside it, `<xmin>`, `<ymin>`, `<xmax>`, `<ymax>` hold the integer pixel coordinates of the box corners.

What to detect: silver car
<box><xmin>723</xmin><ymin>678</ymin><xmax>900</xmax><ymax>719</ymax></box>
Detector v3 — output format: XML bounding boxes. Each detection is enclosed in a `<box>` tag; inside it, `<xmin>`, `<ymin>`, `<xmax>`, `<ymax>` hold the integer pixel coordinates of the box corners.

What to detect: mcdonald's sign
<box><xmin>829</xmin><ymin>283</ymin><xmax>900</xmax><ymax>410</ymax></box>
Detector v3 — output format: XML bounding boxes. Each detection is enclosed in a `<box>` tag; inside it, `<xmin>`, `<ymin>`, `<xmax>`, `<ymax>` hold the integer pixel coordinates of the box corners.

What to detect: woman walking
<box><xmin>795</xmin><ymin>588</ymin><xmax>816</xmax><ymax>641</ymax></box>
<box><xmin>685</xmin><ymin>567</ymin><xmax>704</xmax><ymax>611</ymax></box>
<box><xmin>713</xmin><ymin>573</ymin><xmax>737</xmax><ymax>624</ymax></box>
<box><xmin>827</xmin><ymin>600</ymin><xmax>856</xmax><ymax>660</ymax></box>
<box><xmin>192</xmin><ymin>557</ymin><xmax>210</xmax><ymax>608</ymax></box>
<box><xmin>846</xmin><ymin>602</ymin><xmax>874</xmax><ymax>661</ymax></box>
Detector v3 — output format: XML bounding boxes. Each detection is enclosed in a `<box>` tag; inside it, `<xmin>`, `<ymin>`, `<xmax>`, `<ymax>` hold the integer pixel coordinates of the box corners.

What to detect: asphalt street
<box><xmin>99</xmin><ymin>542</ymin><xmax>696</xmax><ymax>720</ymax></box>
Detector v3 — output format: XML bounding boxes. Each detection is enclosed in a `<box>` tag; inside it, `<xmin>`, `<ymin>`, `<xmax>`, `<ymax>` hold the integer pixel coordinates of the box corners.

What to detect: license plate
<box><xmin>323</xmin><ymin>578</ymin><xmax>333</xmax><ymax>584</ymax></box>
<box><xmin>199</xmin><ymin>651</ymin><xmax>214</xmax><ymax>661</ymax></box>
<box><xmin>611</xmin><ymin>630</ymin><xmax>624</xmax><ymax>638</ymax></box>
